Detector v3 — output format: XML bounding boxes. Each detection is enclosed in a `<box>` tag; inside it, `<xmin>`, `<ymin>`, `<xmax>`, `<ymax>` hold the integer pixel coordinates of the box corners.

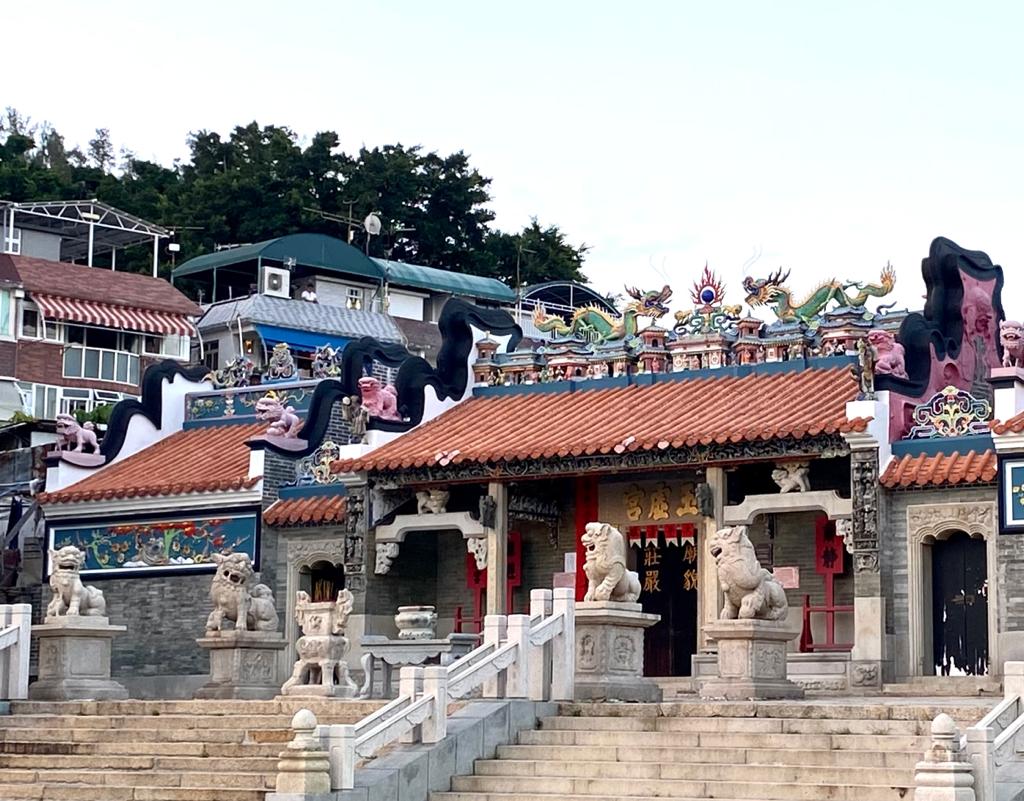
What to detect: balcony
<box><xmin>63</xmin><ymin>346</ymin><xmax>140</xmax><ymax>385</ymax></box>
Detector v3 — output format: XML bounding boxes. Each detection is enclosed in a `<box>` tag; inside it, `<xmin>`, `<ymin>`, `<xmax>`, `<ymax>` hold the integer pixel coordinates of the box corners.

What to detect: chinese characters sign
<box><xmin>50</xmin><ymin>513</ymin><xmax>259</xmax><ymax>577</ymax></box>
<box><xmin>623</xmin><ymin>482</ymin><xmax>701</xmax><ymax>522</ymax></box>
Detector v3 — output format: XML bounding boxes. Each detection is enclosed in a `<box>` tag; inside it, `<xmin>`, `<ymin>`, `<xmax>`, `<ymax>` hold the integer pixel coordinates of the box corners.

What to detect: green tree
<box><xmin>483</xmin><ymin>218</ymin><xmax>588</xmax><ymax>287</ymax></box>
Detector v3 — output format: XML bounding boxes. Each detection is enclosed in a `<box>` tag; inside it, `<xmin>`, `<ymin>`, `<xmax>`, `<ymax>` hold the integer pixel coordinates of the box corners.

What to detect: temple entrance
<box><xmin>632</xmin><ymin>525</ymin><xmax>699</xmax><ymax>676</ymax></box>
<box><xmin>931</xmin><ymin>531</ymin><xmax>988</xmax><ymax>676</ymax></box>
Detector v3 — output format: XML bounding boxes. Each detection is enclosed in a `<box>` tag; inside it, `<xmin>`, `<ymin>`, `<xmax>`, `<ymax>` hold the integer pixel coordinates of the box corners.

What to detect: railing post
<box><xmin>483</xmin><ymin>614</ymin><xmax>507</xmax><ymax>698</ymax></box>
<box><xmin>965</xmin><ymin>724</ymin><xmax>995</xmax><ymax>801</ymax></box>
<box><xmin>550</xmin><ymin>588</ymin><xmax>575</xmax><ymax>702</ymax></box>
<box><xmin>505</xmin><ymin>614</ymin><xmax>531</xmax><ymax>699</ymax></box>
<box><xmin>529</xmin><ymin>589</ymin><xmax>552</xmax><ymax>701</ymax></box>
<box><xmin>0</xmin><ymin>604</ymin><xmax>30</xmax><ymax>701</ymax></box>
<box><xmin>318</xmin><ymin>722</ymin><xmax>357</xmax><ymax>790</ymax></box>
<box><xmin>421</xmin><ymin>665</ymin><xmax>448</xmax><ymax>744</ymax></box>
<box><xmin>399</xmin><ymin>666</ymin><xmax>422</xmax><ymax>744</ymax></box>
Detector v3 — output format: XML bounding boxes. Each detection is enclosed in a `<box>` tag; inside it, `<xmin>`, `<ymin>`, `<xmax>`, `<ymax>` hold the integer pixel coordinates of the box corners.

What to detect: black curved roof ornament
<box><xmin>260</xmin><ymin>299</ymin><xmax>521</xmax><ymax>457</ymax></box>
<box><xmin>99</xmin><ymin>360</ymin><xmax>210</xmax><ymax>462</ymax></box>
<box><xmin>876</xmin><ymin>236</ymin><xmax>1005</xmax><ymax>397</ymax></box>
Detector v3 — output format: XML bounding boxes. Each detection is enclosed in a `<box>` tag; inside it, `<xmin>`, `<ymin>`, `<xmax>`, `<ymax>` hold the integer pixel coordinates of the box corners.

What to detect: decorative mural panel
<box><xmin>907</xmin><ymin>385</ymin><xmax>991</xmax><ymax>439</ymax></box>
<box><xmin>186</xmin><ymin>384</ymin><xmax>317</xmax><ymax>423</ymax></box>
<box><xmin>50</xmin><ymin>513</ymin><xmax>259</xmax><ymax>577</ymax></box>
<box><xmin>296</xmin><ymin>440</ymin><xmax>344</xmax><ymax>486</ymax></box>
<box><xmin>1001</xmin><ymin>459</ymin><xmax>1024</xmax><ymax>533</ymax></box>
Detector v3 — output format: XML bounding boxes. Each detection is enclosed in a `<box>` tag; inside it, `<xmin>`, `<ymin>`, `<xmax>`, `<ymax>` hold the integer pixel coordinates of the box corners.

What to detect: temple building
<box><xmin>15</xmin><ymin>235</ymin><xmax>1024</xmax><ymax>696</ymax></box>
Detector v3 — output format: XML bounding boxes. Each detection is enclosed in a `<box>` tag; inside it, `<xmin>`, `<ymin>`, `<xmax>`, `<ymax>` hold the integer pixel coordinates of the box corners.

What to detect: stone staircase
<box><xmin>432</xmin><ymin>699</ymin><xmax>992</xmax><ymax>801</ymax></box>
<box><xmin>0</xmin><ymin>698</ymin><xmax>384</xmax><ymax>801</ymax></box>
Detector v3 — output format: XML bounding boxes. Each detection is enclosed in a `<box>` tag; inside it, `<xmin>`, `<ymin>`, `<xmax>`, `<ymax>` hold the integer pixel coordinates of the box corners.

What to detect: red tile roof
<box><xmin>992</xmin><ymin>412</ymin><xmax>1024</xmax><ymax>435</ymax></box>
<box><xmin>0</xmin><ymin>254</ymin><xmax>202</xmax><ymax>317</ymax></box>
<box><xmin>880</xmin><ymin>450</ymin><xmax>997</xmax><ymax>489</ymax></box>
<box><xmin>39</xmin><ymin>423</ymin><xmax>264</xmax><ymax>505</ymax></box>
<box><xmin>264</xmin><ymin>495</ymin><xmax>347</xmax><ymax>527</ymax></box>
<box><xmin>336</xmin><ymin>366</ymin><xmax>867</xmax><ymax>473</ymax></box>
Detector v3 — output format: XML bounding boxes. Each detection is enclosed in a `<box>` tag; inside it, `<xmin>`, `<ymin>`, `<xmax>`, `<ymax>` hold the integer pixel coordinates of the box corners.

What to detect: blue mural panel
<box><xmin>186</xmin><ymin>384</ymin><xmax>316</xmax><ymax>423</ymax></box>
<box><xmin>1001</xmin><ymin>459</ymin><xmax>1024</xmax><ymax>533</ymax></box>
<box><xmin>50</xmin><ymin>513</ymin><xmax>259</xmax><ymax>577</ymax></box>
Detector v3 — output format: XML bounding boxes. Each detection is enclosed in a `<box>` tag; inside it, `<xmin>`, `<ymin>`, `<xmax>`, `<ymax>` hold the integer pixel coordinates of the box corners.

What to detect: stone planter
<box><xmin>394</xmin><ymin>605</ymin><xmax>437</xmax><ymax>640</ymax></box>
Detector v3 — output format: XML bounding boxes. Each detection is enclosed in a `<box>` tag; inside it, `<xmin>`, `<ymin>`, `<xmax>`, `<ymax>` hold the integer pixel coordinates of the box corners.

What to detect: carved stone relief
<box><xmin>850</xmin><ymin>449</ymin><xmax>880</xmax><ymax>575</ymax></box>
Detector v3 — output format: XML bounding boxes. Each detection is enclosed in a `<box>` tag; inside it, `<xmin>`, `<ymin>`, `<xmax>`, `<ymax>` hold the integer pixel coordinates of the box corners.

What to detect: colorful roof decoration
<box><xmin>907</xmin><ymin>385</ymin><xmax>992</xmax><ymax>439</ymax></box>
<box><xmin>39</xmin><ymin>423</ymin><xmax>264</xmax><ymax>505</ymax></box>
<box><xmin>880</xmin><ymin>450</ymin><xmax>997</xmax><ymax>488</ymax></box>
<box><xmin>264</xmin><ymin>495</ymin><xmax>347</xmax><ymax>527</ymax></box>
<box><xmin>335</xmin><ymin>366</ymin><xmax>867</xmax><ymax>473</ymax></box>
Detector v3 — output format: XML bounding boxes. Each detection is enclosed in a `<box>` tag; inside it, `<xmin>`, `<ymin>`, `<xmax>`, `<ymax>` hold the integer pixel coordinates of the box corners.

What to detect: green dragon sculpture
<box><xmin>532</xmin><ymin>285</ymin><xmax>673</xmax><ymax>344</ymax></box>
<box><xmin>742</xmin><ymin>264</ymin><xmax>895</xmax><ymax>326</ymax></box>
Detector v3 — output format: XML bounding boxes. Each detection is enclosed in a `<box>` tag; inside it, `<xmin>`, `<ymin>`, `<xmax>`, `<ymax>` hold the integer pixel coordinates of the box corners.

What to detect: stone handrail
<box><xmin>962</xmin><ymin>663</ymin><xmax>1024</xmax><ymax>801</ymax></box>
<box><xmin>0</xmin><ymin>604</ymin><xmax>31</xmax><ymax>701</ymax></box>
<box><xmin>318</xmin><ymin>587</ymin><xmax>574</xmax><ymax>790</ymax></box>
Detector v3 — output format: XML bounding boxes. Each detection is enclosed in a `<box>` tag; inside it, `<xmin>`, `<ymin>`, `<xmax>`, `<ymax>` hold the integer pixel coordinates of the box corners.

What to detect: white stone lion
<box><xmin>582</xmin><ymin>521</ymin><xmax>641</xmax><ymax>603</ymax></box>
<box><xmin>709</xmin><ymin>525</ymin><xmax>788</xmax><ymax>621</ymax></box>
<box><xmin>205</xmin><ymin>552</ymin><xmax>279</xmax><ymax>633</ymax></box>
<box><xmin>46</xmin><ymin>546</ymin><xmax>106</xmax><ymax>619</ymax></box>
<box><xmin>55</xmin><ymin>414</ymin><xmax>100</xmax><ymax>453</ymax></box>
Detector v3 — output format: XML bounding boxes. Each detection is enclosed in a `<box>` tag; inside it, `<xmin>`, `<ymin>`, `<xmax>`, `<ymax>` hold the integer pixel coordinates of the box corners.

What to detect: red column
<box><xmin>574</xmin><ymin>476</ymin><xmax>600</xmax><ymax>601</ymax></box>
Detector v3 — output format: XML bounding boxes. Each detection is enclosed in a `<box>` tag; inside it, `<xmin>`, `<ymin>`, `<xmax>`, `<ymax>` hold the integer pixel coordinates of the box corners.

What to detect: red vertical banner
<box><xmin>574</xmin><ymin>476</ymin><xmax>600</xmax><ymax>601</ymax></box>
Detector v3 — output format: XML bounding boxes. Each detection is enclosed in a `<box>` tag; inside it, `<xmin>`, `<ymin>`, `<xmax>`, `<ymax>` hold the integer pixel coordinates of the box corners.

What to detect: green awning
<box><xmin>374</xmin><ymin>258</ymin><xmax>515</xmax><ymax>303</ymax></box>
<box><xmin>173</xmin><ymin>233</ymin><xmax>384</xmax><ymax>282</ymax></box>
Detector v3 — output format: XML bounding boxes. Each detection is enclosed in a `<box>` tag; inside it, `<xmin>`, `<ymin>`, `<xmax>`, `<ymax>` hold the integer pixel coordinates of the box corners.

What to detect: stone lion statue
<box><xmin>867</xmin><ymin>329</ymin><xmax>907</xmax><ymax>378</ymax></box>
<box><xmin>205</xmin><ymin>552</ymin><xmax>279</xmax><ymax>633</ymax></box>
<box><xmin>1001</xmin><ymin>320</ymin><xmax>1024</xmax><ymax>368</ymax></box>
<box><xmin>358</xmin><ymin>376</ymin><xmax>401</xmax><ymax>420</ymax></box>
<box><xmin>55</xmin><ymin>414</ymin><xmax>99</xmax><ymax>453</ymax></box>
<box><xmin>710</xmin><ymin>525</ymin><xmax>788</xmax><ymax>621</ymax></box>
<box><xmin>416</xmin><ymin>488</ymin><xmax>449</xmax><ymax>515</ymax></box>
<box><xmin>255</xmin><ymin>392</ymin><xmax>303</xmax><ymax>438</ymax></box>
<box><xmin>47</xmin><ymin>546</ymin><xmax>106</xmax><ymax>618</ymax></box>
<box><xmin>582</xmin><ymin>522</ymin><xmax>641</xmax><ymax>603</ymax></box>
<box><xmin>771</xmin><ymin>461</ymin><xmax>810</xmax><ymax>493</ymax></box>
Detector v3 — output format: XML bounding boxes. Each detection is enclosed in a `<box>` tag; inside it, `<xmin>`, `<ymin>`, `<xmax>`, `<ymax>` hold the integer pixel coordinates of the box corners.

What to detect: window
<box><xmin>63</xmin><ymin>346</ymin><xmax>140</xmax><ymax>385</ymax></box>
<box><xmin>20</xmin><ymin>308</ymin><xmax>38</xmax><ymax>339</ymax></box>
<box><xmin>346</xmin><ymin>287</ymin><xmax>363</xmax><ymax>310</ymax></box>
<box><xmin>0</xmin><ymin>290</ymin><xmax>13</xmax><ymax>338</ymax></box>
<box><xmin>3</xmin><ymin>226</ymin><xmax>21</xmax><ymax>255</ymax></box>
<box><xmin>60</xmin><ymin>389</ymin><xmax>91</xmax><ymax>416</ymax></box>
<box><xmin>66</xmin><ymin>326</ymin><xmax>85</xmax><ymax>345</ymax></box>
<box><xmin>203</xmin><ymin>340</ymin><xmax>220</xmax><ymax>371</ymax></box>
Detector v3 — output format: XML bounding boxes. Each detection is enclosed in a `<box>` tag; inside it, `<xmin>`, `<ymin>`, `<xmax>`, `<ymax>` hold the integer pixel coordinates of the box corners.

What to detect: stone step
<box><xmin>0</xmin><ymin>740</ymin><xmax>283</xmax><ymax>758</ymax></box>
<box><xmin>559</xmin><ymin>700</ymin><xmax>991</xmax><ymax>722</ymax></box>
<box><xmin>0</xmin><ymin>752</ymin><xmax>278</xmax><ymax>772</ymax></box>
<box><xmin>0</xmin><ymin>726</ymin><xmax>289</xmax><ymax>744</ymax></box>
<box><xmin>472</xmin><ymin>758</ymin><xmax>911</xmax><ymax>786</ymax></box>
<box><xmin>0</xmin><ymin>785</ymin><xmax>265</xmax><ymax>801</ymax></box>
<box><xmin>498</xmin><ymin>743</ymin><xmax>921</xmax><ymax>768</ymax></box>
<box><xmin>449</xmin><ymin>774</ymin><xmax>911</xmax><ymax>800</ymax></box>
<box><xmin>882</xmin><ymin>677</ymin><xmax>1001</xmax><ymax>697</ymax></box>
<box><xmin>540</xmin><ymin>715</ymin><xmax>930</xmax><ymax>735</ymax></box>
<box><xmin>0</xmin><ymin>768</ymin><xmax>273</xmax><ymax>789</ymax></box>
<box><xmin>8</xmin><ymin>699</ymin><xmax>384</xmax><ymax>718</ymax></box>
<box><xmin>0</xmin><ymin>713</ymin><xmax>297</xmax><ymax>730</ymax></box>
<box><xmin>517</xmin><ymin>728</ymin><xmax>928</xmax><ymax>752</ymax></box>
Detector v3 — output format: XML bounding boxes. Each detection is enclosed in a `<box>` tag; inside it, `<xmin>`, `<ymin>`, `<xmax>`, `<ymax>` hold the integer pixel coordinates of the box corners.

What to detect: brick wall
<box><xmin>0</xmin><ymin>340</ymin><xmax>16</xmax><ymax>375</ymax></box>
<box><xmin>14</xmin><ymin>340</ymin><xmax>151</xmax><ymax>393</ymax></box>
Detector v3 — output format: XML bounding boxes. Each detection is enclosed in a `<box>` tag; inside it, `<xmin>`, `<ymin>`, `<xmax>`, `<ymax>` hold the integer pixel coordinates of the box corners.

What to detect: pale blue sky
<box><xmin>5</xmin><ymin>1</ymin><xmax>1022</xmax><ymax>315</ymax></box>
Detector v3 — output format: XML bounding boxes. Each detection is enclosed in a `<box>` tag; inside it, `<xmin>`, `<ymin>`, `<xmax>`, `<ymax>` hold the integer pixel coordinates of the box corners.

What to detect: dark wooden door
<box><xmin>635</xmin><ymin>532</ymin><xmax>699</xmax><ymax>677</ymax></box>
<box><xmin>931</xmin><ymin>532</ymin><xmax>988</xmax><ymax>676</ymax></box>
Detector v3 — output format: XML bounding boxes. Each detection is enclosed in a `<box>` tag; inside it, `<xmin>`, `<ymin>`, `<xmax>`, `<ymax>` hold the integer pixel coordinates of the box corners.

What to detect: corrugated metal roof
<box><xmin>375</xmin><ymin>258</ymin><xmax>515</xmax><ymax>303</ymax></box>
<box><xmin>173</xmin><ymin>233</ymin><xmax>384</xmax><ymax>281</ymax></box>
<box><xmin>197</xmin><ymin>294</ymin><xmax>404</xmax><ymax>342</ymax></box>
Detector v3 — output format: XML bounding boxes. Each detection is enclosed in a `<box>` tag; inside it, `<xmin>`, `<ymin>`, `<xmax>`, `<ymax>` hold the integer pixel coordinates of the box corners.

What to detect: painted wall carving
<box><xmin>50</xmin><ymin>513</ymin><xmax>259</xmax><ymax>576</ymax></box>
<box><xmin>850</xmin><ymin>450</ymin><xmax>880</xmax><ymax>575</ymax></box>
<box><xmin>907</xmin><ymin>502</ymin><xmax>995</xmax><ymax>541</ymax></box>
<box><xmin>907</xmin><ymin>385</ymin><xmax>991</xmax><ymax>439</ymax></box>
<box><xmin>186</xmin><ymin>383</ymin><xmax>315</xmax><ymax>423</ymax></box>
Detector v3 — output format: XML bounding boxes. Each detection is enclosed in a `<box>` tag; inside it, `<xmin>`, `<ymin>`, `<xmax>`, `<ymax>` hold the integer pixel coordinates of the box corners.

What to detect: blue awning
<box><xmin>255</xmin><ymin>324</ymin><xmax>350</xmax><ymax>353</ymax></box>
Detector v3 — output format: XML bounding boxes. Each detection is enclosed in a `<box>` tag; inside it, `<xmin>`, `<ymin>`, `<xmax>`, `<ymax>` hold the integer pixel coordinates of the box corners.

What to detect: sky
<box><xmin>4</xmin><ymin>1</ymin><xmax>1023</xmax><ymax>316</ymax></box>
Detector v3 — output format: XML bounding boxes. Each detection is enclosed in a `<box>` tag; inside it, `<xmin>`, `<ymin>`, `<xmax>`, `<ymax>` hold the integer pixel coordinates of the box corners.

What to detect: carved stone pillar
<box><xmin>849</xmin><ymin>446</ymin><xmax>885</xmax><ymax>689</ymax></box>
<box><xmin>485</xmin><ymin>482</ymin><xmax>508</xmax><ymax>616</ymax></box>
<box><xmin>698</xmin><ymin>467</ymin><xmax>726</xmax><ymax>652</ymax></box>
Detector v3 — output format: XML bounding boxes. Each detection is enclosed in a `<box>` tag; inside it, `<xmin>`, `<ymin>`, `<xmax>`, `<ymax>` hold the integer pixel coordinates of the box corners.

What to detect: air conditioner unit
<box><xmin>262</xmin><ymin>266</ymin><xmax>291</xmax><ymax>298</ymax></box>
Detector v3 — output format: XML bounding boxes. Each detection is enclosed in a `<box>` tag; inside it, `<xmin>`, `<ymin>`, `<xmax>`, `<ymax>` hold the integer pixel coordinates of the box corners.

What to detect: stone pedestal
<box><xmin>700</xmin><ymin>619</ymin><xmax>804</xmax><ymax>700</ymax></box>
<box><xmin>574</xmin><ymin>601</ymin><xmax>661</xmax><ymax>702</ymax></box>
<box><xmin>29</xmin><ymin>617</ymin><xmax>128</xmax><ymax>701</ymax></box>
<box><xmin>195</xmin><ymin>630</ymin><xmax>288</xmax><ymax>700</ymax></box>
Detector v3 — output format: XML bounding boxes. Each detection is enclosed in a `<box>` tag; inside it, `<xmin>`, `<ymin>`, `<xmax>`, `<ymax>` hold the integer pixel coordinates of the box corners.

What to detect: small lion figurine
<box><xmin>206</xmin><ymin>552</ymin><xmax>279</xmax><ymax>633</ymax></box>
<box><xmin>416</xmin><ymin>488</ymin><xmax>449</xmax><ymax>515</ymax></box>
<box><xmin>47</xmin><ymin>546</ymin><xmax>106</xmax><ymax>619</ymax></box>
<box><xmin>1001</xmin><ymin>320</ymin><xmax>1024</xmax><ymax>368</ymax></box>
<box><xmin>867</xmin><ymin>329</ymin><xmax>908</xmax><ymax>378</ymax></box>
<box><xmin>771</xmin><ymin>461</ymin><xmax>810</xmax><ymax>493</ymax></box>
<box><xmin>709</xmin><ymin>525</ymin><xmax>788</xmax><ymax>621</ymax></box>
<box><xmin>582</xmin><ymin>521</ymin><xmax>642</xmax><ymax>603</ymax></box>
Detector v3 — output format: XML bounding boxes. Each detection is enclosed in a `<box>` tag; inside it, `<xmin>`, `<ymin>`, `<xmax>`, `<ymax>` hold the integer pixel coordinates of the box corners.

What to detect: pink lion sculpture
<box><xmin>867</xmin><ymin>329</ymin><xmax>907</xmax><ymax>379</ymax></box>
<box><xmin>358</xmin><ymin>377</ymin><xmax>401</xmax><ymax>421</ymax></box>
<box><xmin>1000</xmin><ymin>320</ymin><xmax>1024</xmax><ymax>368</ymax></box>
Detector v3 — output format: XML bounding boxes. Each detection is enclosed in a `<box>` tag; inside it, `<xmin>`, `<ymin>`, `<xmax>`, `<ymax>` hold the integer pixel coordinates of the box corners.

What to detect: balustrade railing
<box><xmin>962</xmin><ymin>663</ymin><xmax>1024</xmax><ymax>801</ymax></box>
<box><xmin>318</xmin><ymin>587</ymin><xmax>574</xmax><ymax>790</ymax></box>
<box><xmin>0</xmin><ymin>604</ymin><xmax>30</xmax><ymax>701</ymax></box>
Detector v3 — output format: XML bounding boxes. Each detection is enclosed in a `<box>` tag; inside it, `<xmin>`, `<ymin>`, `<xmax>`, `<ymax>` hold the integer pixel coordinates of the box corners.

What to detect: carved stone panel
<box><xmin>851</xmin><ymin>449</ymin><xmax>880</xmax><ymax>576</ymax></box>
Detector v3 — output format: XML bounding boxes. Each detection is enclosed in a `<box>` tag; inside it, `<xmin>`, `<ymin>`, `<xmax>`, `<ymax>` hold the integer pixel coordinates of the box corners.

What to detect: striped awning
<box><xmin>33</xmin><ymin>294</ymin><xmax>196</xmax><ymax>336</ymax></box>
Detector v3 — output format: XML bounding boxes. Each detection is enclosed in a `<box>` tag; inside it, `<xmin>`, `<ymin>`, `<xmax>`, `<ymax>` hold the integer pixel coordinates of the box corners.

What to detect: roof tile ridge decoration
<box><xmin>264</xmin><ymin>495</ymin><xmax>347</xmax><ymax>527</ymax></box>
<box><xmin>991</xmin><ymin>410</ymin><xmax>1024</xmax><ymax>435</ymax></box>
<box><xmin>880</xmin><ymin>449</ymin><xmax>997</xmax><ymax>489</ymax></box>
<box><xmin>39</xmin><ymin>422</ymin><xmax>265</xmax><ymax>505</ymax></box>
<box><xmin>332</xmin><ymin>364</ymin><xmax>862</xmax><ymax>475</ymax></box>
